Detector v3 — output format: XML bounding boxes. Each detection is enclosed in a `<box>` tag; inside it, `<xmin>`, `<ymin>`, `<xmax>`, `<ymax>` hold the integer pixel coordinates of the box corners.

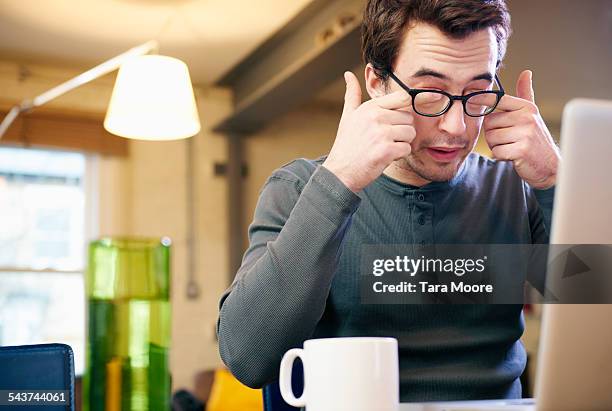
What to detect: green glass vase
<box><xmin>84</xmin><ymin>237</ymin><xmax>172</xmax><ymax>411</ymax></box>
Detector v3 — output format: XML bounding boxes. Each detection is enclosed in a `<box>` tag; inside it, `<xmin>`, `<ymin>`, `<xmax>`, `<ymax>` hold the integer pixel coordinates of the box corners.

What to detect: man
<box><xmin>217</xmin><ymin>0</ymin><xmax>559</xmax><ymax>401</ymax></box>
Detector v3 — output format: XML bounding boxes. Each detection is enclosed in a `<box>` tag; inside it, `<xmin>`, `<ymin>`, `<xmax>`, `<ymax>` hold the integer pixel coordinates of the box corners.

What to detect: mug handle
<box><xmin>279</xmin><ymin>348</ymin><xmax>306</xmax><ymax>407</ymax></box>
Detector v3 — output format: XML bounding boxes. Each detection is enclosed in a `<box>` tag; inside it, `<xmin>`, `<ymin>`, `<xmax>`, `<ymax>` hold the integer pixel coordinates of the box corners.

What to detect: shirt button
<box><xmin>418</xmin><ymin>215</ymin><xmax>426</xmax><ymax>225</ymax></box>
<box><xmin>417</xmin><ymin>193</ymin><xmax>425</xmax><ymax>201</ymax></box>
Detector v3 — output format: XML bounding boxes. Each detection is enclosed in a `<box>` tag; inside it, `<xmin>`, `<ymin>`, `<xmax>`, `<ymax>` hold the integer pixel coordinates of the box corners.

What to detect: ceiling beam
<box><xmin>212</xmin><ymin>0</ymin><xmax>363</xmax><ymax>134</ymax></box>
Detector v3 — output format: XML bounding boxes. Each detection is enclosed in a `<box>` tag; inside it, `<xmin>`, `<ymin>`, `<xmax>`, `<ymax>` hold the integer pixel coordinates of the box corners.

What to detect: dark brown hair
<box><xmin>361</xmin><ymin>0</ymin><xmax>511</xmax><ymax>80</ymax></box>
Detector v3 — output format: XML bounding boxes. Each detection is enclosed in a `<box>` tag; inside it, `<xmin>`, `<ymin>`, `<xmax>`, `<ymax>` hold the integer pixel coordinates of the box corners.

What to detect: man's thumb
<box><xmin>342</xmin><ymin>71</ymin><xmax>362</xmax><ymax>114</ymax></box>
<box><xmin>516</xmin><ymin>70</ymin><xmax>535</xmax><ymax>103</ymax></box>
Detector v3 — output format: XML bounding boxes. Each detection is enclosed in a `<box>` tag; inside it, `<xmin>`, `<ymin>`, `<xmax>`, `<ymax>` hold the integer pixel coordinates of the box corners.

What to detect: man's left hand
<box><xmin>483</xmin><ymin>70</ymin><xmax>561</xmax><ymax>189</ymax></box>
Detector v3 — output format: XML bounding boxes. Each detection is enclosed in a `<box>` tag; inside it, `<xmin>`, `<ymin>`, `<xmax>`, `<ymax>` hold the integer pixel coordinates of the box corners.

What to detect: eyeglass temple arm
<box><xmin>494</xmin><ymin>74</ymin><xmax>505</xmax><ymax>93</ymax></box>
<box><xmin>386</xmin><ymin>71</ymin><xmax>413</xmax><ymax>94</ymax></box>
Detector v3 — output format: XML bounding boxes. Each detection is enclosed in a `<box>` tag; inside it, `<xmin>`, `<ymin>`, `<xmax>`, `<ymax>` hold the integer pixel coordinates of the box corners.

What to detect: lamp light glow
<box><xmin>104</xmin><ymin>55</ymin><xmax>201</xmax><ymax>140</ymax></box>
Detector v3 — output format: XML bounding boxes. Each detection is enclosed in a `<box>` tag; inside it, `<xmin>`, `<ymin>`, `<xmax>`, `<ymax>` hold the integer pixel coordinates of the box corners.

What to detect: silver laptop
<box><xmin>400</xmin><ymin>98</ymin><xmax>612</xmax><ymax>411</ymax></box>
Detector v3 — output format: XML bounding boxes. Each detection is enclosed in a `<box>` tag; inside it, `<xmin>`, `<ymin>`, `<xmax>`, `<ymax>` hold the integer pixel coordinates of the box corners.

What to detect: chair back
<box><xmin>0</xmin><ymin>343</ymin><xmax>75</xmax><ymax>411</ymax></box>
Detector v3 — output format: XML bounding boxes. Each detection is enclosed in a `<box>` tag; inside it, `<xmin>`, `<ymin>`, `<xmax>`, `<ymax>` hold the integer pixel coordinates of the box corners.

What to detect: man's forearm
<box><xmin>217</xmin><ymin>166</ymin><xmax>360</xmax><ymax>388</ymax></box>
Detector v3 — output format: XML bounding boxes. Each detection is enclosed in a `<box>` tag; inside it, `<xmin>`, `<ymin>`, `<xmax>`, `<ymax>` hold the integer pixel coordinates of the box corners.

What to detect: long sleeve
<box><xmin>533</xmin><ymin>186</ymin><xmax>555</xmax><ymax>239</ymax></box>
<box><xmin>217</xmin><ymin>164</ymin><xmax>361</xmax><ymax>388</ymax></box>
<box><xmin>526</xmin><ymin>184</ymin><xmax>555</xmax><ymax>244</ymax></box>
<box><xmin>525</xmin><ymin>184</ymin><xmax>556</xmax><ymax>294</ymax></box>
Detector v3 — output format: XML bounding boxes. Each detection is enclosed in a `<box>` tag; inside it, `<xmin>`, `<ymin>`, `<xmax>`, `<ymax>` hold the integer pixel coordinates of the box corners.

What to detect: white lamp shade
<box><xmin>104</xmin><ymin>55</ymin><xmax>201</xmax><ymax>140</ymax></box>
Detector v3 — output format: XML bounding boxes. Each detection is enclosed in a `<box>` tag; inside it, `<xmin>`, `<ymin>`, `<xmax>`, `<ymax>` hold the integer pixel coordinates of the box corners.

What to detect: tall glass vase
<box><xmin>84</xmin><ymin>237</ymin><xmax>171</xmax><ymax>411</ymax></box>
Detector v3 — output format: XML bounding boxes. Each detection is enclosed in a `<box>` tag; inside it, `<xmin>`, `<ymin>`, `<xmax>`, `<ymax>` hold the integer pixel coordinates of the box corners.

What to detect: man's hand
<box><xmin>483</xmin><ymin>70</ymin><xmax>560</xmax><ymax>189</ymax></box>
<box><xmin>322</xmin><ymin>71</ymin><xmax>416</xmax><ymax>193</ymax></box>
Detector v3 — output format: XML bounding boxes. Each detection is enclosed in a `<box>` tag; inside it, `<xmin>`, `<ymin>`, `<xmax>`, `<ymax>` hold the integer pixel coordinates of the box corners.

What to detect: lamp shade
<box><xmin>104</xmin><ymin>55</ymin><xmax>201</xmax><ymax>140</ymax></box>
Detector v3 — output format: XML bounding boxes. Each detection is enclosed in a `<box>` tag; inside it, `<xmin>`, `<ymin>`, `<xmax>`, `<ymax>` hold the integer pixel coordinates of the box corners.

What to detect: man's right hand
<box><xmin>322</xmin><ymin>71</ymin><xmax>416</xmax><ymax>193</ymax></box>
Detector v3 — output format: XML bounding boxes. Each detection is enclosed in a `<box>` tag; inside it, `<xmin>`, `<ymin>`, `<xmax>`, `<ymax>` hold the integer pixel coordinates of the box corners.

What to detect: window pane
<box><xmin>0</xmin><ymin>272</ymin><xmax>86</xmax><ymax>374</ymax></box>
<box><xmin>0</xmin><ymin>147</ymin><xmax>88</xmax><ymax>376</ymax></box>
<box><xmin>0</xmin><ymin>147</ymin><xmax>86</xmax><ymax>271</ymax></box>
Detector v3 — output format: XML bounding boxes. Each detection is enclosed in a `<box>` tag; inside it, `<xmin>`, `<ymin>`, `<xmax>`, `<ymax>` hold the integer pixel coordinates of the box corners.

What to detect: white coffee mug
<box><xmin>279</xmin><ymin>337</ymin><xmax>399</xmax><ymax>411</ymax></box>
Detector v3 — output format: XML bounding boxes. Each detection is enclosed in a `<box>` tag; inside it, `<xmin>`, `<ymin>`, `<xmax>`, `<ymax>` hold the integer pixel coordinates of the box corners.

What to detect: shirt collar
<box><xmin>374</xmin><ymin>157</ymin><xmax>469</xmax><ymax>196</ymax></box>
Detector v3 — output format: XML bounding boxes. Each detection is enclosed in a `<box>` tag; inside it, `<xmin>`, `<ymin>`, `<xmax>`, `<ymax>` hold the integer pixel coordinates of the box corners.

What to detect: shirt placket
<box><xmin>408</xmin><ymin>190</ymin><xmax>434</xmax><ymax>255</ymax></box>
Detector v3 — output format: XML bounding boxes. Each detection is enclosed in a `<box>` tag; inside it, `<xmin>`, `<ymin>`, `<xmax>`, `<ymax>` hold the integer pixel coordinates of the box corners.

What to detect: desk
<box><xmin>399</xmin><ymin>398</ymin><xmax>535</xmax><ymax>411</ymax></box>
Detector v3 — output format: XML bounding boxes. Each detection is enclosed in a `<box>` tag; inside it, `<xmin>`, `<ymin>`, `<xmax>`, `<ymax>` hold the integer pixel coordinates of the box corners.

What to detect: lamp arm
<box><xmin>0</xmin><ymin>40</ymin><xmax>159</xmax><ymax>140</ymax></box>
<box><xmin>0</xmin><ymin>105</ymin><xmax>21</xmax><ymax>139</ymax></box>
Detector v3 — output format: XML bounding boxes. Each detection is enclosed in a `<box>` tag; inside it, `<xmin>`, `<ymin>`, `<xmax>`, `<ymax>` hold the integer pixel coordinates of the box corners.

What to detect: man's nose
<box><xmin>438</xmin><ymin>100</ymin><xmax>467</xmax><ymax>137</ymax></box>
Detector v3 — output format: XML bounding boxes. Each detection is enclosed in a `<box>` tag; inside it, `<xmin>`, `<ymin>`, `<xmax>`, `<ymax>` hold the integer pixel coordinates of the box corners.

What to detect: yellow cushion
<box><xmin>205</xmin><ymin>368</ymin><xmax>263</xmax><ymax>411</ymax></box>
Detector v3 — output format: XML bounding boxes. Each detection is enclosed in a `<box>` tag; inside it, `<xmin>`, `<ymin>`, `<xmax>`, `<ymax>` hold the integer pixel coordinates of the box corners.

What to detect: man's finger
<box><xmin>483</xmin><ymin>110</ymin><xmax>522</xmax><ymax>131</ymax></box>
<box><xmin>494</xmin><ymin>94</ymin><xmax>532</xmax><ymax>112</ymax></box>
<box><xmin>377</xmin><ymin>108</ymin><xmax>414</xmax><ymax>125</ymax></box>
<box><xmin>516</xmin><ymin>70</ymin><xmax>535</xmax><ymax>103</ymax></box>
<box><xmin>373</xmin><ymin>90</ymin><xmax>412</xmax><ymax>110</ymax></box>
<box><xmin>389</xmin><ymin>124</ymin><xmax>416</xmax><ymax>143</ymax></box>
<box><xmin>342</xmin><ymin>71</ymin><xmax>362</xmax><ymax>116</ymax></box>
<box><xmin>490</xmin><ymin>141</ymin><xmax>523</xmax><ymax>161</ymax></box>
<box><xmin>484</xmin><ymin>127</ymin><xmax>520</xmax><ymax>148</ymax></box>
<box><xmin>391</xmin><ymin>141</ymin><xmax>412</xmax><ymax>160</ymax></box>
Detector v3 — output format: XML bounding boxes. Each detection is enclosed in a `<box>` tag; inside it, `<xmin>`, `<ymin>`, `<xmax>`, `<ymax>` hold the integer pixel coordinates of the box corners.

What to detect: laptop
<box><xmin>400</xmin><ymin>98</ymin><xmax>612</xmax><ymax>411</ymax></box>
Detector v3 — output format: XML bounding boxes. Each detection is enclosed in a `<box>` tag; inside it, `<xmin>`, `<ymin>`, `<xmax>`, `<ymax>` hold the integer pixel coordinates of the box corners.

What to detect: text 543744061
<box><xmin>0</xmin><ymin>390</ymin><xmax>68</xmax><ymax>405</ymax></box>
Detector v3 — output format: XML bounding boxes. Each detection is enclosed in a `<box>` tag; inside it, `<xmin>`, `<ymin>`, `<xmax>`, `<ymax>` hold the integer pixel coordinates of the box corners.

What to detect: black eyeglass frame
<box><xmin>386</xmin><ymin>71</ymin><xmax>505</xmax><ymax>117</ymax></box>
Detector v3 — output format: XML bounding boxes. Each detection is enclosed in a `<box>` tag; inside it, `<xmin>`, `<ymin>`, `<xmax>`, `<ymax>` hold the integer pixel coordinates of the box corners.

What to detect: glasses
<box><xmin>386</xmin><ymin>71</ymin><xmax>505</xmax><ymax>117</ymax></box>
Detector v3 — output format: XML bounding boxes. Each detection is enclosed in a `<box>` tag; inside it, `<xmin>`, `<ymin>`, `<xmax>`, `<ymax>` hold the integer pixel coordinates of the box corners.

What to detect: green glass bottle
<box><xmin>84</xmin><ymin>237</ymin><xmax>171</xmax><ymax>411</ymax></box>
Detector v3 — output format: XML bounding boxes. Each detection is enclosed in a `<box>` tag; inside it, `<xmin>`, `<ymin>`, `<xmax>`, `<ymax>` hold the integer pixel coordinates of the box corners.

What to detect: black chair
<box><xmin>263</xmin><ymin>359</ymin><xmax>304</xmax><ymax>411</ymax></box>
<box><xmin>0</xmin><ymin>343</ymin><xmax>75</xmax><ymax>411</ymax></box>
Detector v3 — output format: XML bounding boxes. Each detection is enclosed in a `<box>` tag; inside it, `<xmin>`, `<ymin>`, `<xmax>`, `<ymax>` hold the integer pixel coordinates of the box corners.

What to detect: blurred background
<box><xmin>0</xmin><ymin>0</ymin><xmax>611</xmax><ymax>408</ymax></box>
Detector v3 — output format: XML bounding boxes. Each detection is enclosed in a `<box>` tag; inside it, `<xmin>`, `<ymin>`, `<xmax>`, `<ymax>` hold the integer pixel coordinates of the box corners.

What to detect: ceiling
<box><xmin>0</xmin><ymin>0</ymin><xmax>313</xmax><ymax>85</ymax></box>
<box><xmin>1</xmin><ymin>0</ymin><xmax>610</xmax><ymax>122</ymax></box>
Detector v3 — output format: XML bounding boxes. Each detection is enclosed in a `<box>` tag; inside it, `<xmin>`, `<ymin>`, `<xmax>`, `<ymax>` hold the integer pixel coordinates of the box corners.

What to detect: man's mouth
<box><xmin>426</xmin><ymin>146</ymin><xmax>462</xmax><ymax>162</ymax></box>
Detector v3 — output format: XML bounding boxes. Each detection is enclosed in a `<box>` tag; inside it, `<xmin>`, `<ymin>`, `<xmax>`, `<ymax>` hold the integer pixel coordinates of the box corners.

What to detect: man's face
<box><xmin>367</xmin><ymin>23</ymin><xmax>499</xmax><ymax>182</ymax></box>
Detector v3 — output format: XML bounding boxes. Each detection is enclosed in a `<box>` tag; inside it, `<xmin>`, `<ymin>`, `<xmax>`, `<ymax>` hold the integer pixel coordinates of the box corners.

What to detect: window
<box><xmin>0</xmin><ymin>147</ymin><xmax>90</xmax><ymax>374</ymax></box>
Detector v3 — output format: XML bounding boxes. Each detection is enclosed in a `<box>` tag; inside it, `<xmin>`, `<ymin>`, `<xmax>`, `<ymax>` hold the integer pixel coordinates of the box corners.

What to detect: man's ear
<box><xmin>365</xmin><ymin>63</ymin><xmax>387</xmax><ymax>99</ymax></box>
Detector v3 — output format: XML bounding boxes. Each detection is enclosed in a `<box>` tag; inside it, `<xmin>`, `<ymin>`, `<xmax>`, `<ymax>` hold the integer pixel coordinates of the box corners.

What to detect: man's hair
<box><xmin>361</xmin><ymin>0</ymin><xmax>512</xmax><ymax>81</ymax></box>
